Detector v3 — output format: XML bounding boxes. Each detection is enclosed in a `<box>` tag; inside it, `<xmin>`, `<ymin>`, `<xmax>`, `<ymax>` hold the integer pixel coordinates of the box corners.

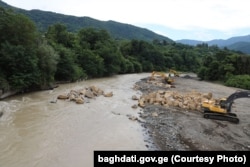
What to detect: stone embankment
<box><xmin>136</xmin><ymin>90</ymin><xmax>213</xmax><ymax>111</ymax></box>
<box><xmin>131</xmin><ymin>75</ymin><xmax>214</xmax><ymax>112</ymax></box>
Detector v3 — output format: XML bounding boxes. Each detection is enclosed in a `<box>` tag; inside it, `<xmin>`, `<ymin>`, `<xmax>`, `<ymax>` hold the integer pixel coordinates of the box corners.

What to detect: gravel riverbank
<box><xmin>135</xmin><ymin>74</ymin><xmax>250</xmax><ymax>150</ymax></box>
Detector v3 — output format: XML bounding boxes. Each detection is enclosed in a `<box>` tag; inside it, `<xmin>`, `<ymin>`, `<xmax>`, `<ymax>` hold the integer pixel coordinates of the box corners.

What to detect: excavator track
<box><xmin>203</xmin><ymin>111</ymin><xmax>239</xmax><ymax>124</ymax></box>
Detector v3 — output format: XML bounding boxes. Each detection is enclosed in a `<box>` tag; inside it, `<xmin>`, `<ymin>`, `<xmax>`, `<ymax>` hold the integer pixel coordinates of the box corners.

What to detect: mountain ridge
<box><xmin>176</xmin><ymin>34</ymin><xmax>250</xmax><ymax>54</ymax></box>
<box><xmin>1</xmin><ymin>0</ymin><xmax>250</xmax><ymax>53</ymax></box>
<box><xmin>0</xmin><ymin>0</ymin><xmax>172</xmax><ymax>42</ymax></box>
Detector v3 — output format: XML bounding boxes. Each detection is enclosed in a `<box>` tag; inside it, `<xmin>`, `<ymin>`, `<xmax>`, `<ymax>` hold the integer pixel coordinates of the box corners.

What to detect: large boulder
<box><xmin>104</xmin><ymin>92</ymin><xmax>113</xmax><ymax>97</ymax></box>
<box><xmin>75</xmin><ymin>98</ymin><xmax>84</xmax><ymax>104</ymax></box>
<box><xmin>57</xmin><ymin>94</ymin><xmax>69</xmax><ymax>99</ymax></box>
<box><xmin>85</xmin><ymin>90</ymin><xmax>95</xmax><ymax>98</ymax></box>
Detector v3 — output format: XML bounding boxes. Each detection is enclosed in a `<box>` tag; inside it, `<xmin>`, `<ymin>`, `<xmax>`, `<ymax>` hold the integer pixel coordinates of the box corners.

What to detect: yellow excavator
<box><xmin>150</xmin><ymin>71</ymin><xmax>174</xmax><ymax>84</ymax></box>
<box><xmin>169</xmin><ymin>69</ymin><xmax>180</xmax><ymax>77</ymax></box>
<box><xmin>202</xmin><ymin>90</ymin><xmax>250</xmax><ymax>123</ymax></box>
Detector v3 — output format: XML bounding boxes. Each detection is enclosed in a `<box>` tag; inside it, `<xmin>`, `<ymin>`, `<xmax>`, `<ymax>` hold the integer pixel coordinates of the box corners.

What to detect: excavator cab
<box><xmin>218</xmin><ymin>98</ymin><xmax>227</xmax><ymax>108</ymax></box>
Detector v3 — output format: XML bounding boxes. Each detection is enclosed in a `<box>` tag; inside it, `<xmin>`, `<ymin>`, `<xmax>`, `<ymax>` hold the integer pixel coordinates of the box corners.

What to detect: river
<box><xmin>0</xmin><ymin>73</ymin><xmax>151</xmax><ymax>167</ymax></box>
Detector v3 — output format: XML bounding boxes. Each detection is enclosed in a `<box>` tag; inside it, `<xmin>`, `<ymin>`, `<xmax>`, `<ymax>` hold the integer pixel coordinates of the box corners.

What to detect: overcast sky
<box><xmin>3</xmin><ymin>0</ymin><xmax>250</xmax><ymax>41</ymax></box>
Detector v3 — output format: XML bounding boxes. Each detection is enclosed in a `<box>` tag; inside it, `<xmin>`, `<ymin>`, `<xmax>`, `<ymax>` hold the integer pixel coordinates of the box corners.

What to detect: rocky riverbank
<box><xmin>134</xmin><ymin>74</ymin><xmax>250</xmax><ymax>150</ymax></box>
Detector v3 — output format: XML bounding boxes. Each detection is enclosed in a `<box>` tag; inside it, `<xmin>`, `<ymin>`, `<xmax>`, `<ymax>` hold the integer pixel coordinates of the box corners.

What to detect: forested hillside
<box><xmin>0</xmin><ymin>0</ymin><xmax>172</xmax><ymax>42</ymax></box>
<box><xmin>1</xmin><ymin>7</ymin><xmax>250</xmax><ymax>96</ymax></box>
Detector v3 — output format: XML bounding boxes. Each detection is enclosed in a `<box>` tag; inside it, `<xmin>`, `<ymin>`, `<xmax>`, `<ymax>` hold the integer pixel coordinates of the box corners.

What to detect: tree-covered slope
<box><xmin>0</xmin><ymin>0</ymin><xmax>173</xmax><ymax>42</ymax></box>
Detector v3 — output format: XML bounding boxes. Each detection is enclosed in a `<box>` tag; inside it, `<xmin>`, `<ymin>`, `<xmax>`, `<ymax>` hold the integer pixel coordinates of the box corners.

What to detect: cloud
<box><xmin>143</xmin><ymin>0</ymin><xmax>250</xmax><ymax>31</ymax></box>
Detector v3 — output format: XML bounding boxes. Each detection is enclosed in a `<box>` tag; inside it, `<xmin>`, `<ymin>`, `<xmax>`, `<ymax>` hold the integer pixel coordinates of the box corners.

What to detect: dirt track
<box><xmin>136</xmin><ymin>73</ymin><xmax>250</xmax><ymax>150</ymax></box>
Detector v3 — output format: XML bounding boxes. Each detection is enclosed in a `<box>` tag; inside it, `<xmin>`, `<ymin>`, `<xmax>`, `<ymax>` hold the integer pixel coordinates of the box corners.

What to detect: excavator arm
<box><xmin>221</xmin><ymin>90</ymin><xmax>250</xmax><ymax>112</ymax></box>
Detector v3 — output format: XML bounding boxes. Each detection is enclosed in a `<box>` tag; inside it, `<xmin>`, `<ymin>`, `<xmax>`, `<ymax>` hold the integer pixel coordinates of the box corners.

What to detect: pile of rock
<box><xmin>146</xmin><ymin>74</ymin><xmax>175</xmax><ymax>87</ymax></box>
<box><xmin>136</xmin><ymin>90</ymin><xmax>213</xmax><ymax>112</ymax></box>
<box><xmin>57</xmin><ymin>85</ymin><xmax>113</xmax><ymax>104</ymax></box>
<box><xmin>146</xmin><ymin>79</ymin><xmax>173</xmax><ymax>88</ymax></box>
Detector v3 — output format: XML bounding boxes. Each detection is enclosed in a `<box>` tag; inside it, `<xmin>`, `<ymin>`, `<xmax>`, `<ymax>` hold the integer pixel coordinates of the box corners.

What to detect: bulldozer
<box><xmin>150</xmin><ymin>71</ymin><xmax>174</xmax><ymax>84</ymax></box>
<box><xmin>202</xmin><ymin>90</ymin><xmax>250</xmax><ymax>124</ymax></box>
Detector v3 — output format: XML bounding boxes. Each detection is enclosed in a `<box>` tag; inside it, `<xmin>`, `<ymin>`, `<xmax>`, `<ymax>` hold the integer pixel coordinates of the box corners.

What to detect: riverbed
<box><xmin>0</xmin><ymin>73</ymin><xmax>151</xmax><ymax>167</ymax></box>
<box><xmin>1</xmin><ymin>73</ymin><xmax>249</xmax><ymax>167</ymax></box>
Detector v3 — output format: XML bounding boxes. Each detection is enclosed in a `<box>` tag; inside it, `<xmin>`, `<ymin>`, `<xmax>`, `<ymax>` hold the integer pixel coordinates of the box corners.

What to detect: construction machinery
<box><xmin>150</xmin><ymin>71</ymin><xmax>174</xmax><ymax>84</ymax></box>
<box><xmin>169</xmin><ymin>69</ymin><xmax>180</xmax><ymax>77</ymax></box>
<box><xmin>202</xmin><ymin>90</ymin><xmax>250</xmax><ymax>124</ymax></box>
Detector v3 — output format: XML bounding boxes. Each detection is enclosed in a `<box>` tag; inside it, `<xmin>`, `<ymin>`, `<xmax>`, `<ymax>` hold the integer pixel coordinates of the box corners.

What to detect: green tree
<box><xmin>125</xmin><ymin>59</ymin><xmax>135</xmax><ymax>73</ymax></box>
<box><xmin>0</xmin><ymin>8</ymin><xmax>39</xmax><ymax>90</ymax></box>
<box><xmin>78</xmin><ymin>28</ymin><xmax>110</xmax><ymax>50</ymax></box>
<box><xmin>95</xmin><ymin>41</ymin><xmax>122</xmax><ymax>75</ymax></box>
<box><xmin>46</xmin><ymin>23</ymin><xmax>76</xmax><ymax>48</ymax></box>
<box><xmin>77</xmin><ymin>49</ymin><xmax>104</xmax><ymax>77</ymax></box>
<box><xmin>77</xmin><ymin>28</ymin><xmax>122</xmax><ymax>76</ymax></box>
<box><xmin>225</xmin><ymin>75</ymin><xmax>250</xmax><ymax>90</ymax></box>
<box><xmin>36</xmin><ymin>39</ymin><xmax>59</xmax><ymax>89</ymax></box>
<box><xmin>54</xmin><ymin>46</ymin><xmax>85</xmax><ymax>81</ymax></box>
<box><xmin>119</xmin><ymin>57</ymin><xmax>129</xmax><ymax>74</ymax></box>
<box><xmin>197</xmin><ymin>66</ymin><xmax>208</xmax><ymax>80</ymax></box>
<box><xmin>141</xmin><ymin>61</ymin><xmax>153</xmax><ymax>72</ymax></box>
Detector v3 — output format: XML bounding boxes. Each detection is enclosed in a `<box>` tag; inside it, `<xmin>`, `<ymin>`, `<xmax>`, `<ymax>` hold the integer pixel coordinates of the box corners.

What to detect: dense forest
<box><xmin>1</xmin><ymin>7</ymin><xmax>250</xmax><ymax>95</ymax></box>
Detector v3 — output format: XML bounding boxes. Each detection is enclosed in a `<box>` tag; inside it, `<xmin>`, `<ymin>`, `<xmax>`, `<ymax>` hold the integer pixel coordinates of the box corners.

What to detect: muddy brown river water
<box><xmin>0</xmin><ymin>74</ymin><xmax>151</xmax><ymax>167</ymax></box>
<box><xmin>1</xmin><ymin>73</ymin><xmax>250</xmax><ymax>167</ymax></box>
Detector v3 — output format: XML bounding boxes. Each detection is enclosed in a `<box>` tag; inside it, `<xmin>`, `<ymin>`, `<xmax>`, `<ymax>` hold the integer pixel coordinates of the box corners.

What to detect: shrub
<box><xmin>225</xmin><ymin>75</ymin><xmax>250</xmax><ymax>90</ymax></box>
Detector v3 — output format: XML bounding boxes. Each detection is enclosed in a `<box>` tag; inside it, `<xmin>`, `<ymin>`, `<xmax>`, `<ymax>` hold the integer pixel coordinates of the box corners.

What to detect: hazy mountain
<box><xmin>174</xmin><ymin>39</ymin><xmax>203</xmax><ymax>46</ymax></box>
<box><xmin>176</xmin><ymin>35</ymin><xmax>250</xmax><ymax>54</ymax></box>
<box><xmin>208</xmin><ymin>35</ymin><xmax>250</xmax><ymax>47</ymax></box>
<box><xmin>0</xmin><ymin>0</ymin><xmax>173</xmax><ymax>42</ymax></box>
<box><xmin>227</xmin><ymin>42</ymin><xmax>250</xmax><ymax>54</ymax></box>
